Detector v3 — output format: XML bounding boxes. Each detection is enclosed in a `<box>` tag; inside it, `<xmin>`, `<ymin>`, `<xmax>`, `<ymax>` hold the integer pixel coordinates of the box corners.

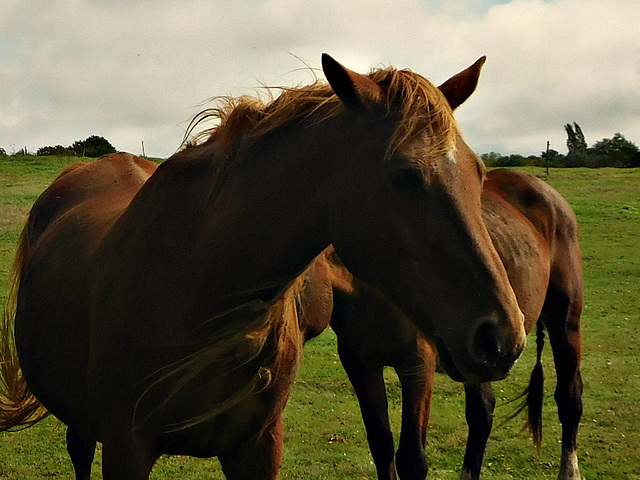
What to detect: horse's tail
<box><xmin>526</xmin><ymin>323</ymin><xmax>545</xmax><ymax>451</ymax></box>
<box><xmin>503</xmin><ymin>322</ymin><xmax>545</xmax><ymax>452</ymax></box>
<box><xmin>0</xmin><ymin>224</ymin><xmax>49</xmax><ymax>431</ymax></box>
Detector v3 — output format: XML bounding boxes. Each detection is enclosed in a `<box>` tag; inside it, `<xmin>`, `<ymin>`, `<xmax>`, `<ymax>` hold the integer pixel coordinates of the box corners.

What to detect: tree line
<box><xmin>482</xmin><ymin>123</ymin><xmax>640</xmax><ymax>168</ymax></box>
<box><xmin>3</xmin><ymin>125</ymin><xmax>639</xmax><ymax>167</ymax></box>
<box><xmin>0</xmin><ymin>136</ymin><xmax>116</xmax><ymax>158</ymax></box>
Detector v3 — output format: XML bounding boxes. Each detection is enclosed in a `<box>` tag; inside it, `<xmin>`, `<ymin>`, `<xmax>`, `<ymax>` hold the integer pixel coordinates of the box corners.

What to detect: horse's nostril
<box><xmin>469</xmin><ymin>319</ymin><xmax>502</xmax><ymax>366</ymax></box>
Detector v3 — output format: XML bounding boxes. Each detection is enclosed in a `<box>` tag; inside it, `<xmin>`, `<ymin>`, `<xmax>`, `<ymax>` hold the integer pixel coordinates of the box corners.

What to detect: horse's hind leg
<box><xmin>66</xmin><ymin>428</ymin><xmax>96</xmax><ymax>480</ymax></box>
<box><xmin>395</xmin><ymin>341</ymin><xmax>436</xmax><ymax>480</ymax></box>
<box><xmin>543</xmin><ymin>282</ymin><xmax>583</xmax><ymax>480</ymax></box>
<box><xmin>459</xmin><ymin>382</ymin><xmax>495</xmax><ymax>480</ymax></box>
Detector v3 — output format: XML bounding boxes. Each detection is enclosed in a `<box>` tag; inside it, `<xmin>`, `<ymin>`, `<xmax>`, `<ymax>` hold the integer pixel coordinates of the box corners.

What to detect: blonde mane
<box><xmin>135</xmin><ymin>274</ymin><xmax>305</xmax><ymax>432</ymax></box>
<box><xmin>184</xmin><ymin>66</ymin><xmax>458</xmax><ymax>159</ymax></box>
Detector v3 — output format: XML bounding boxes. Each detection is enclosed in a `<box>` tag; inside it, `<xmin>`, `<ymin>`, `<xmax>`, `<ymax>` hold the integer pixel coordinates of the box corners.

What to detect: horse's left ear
<box><xmin>438</xmin><ymin>56</ymin><xmax>487</xmax><ymax>110</ymax></box>
<box><xmin>322</xmin><ymin>53</ymin><xmax>384</xmax><ymax>115</ymax></box>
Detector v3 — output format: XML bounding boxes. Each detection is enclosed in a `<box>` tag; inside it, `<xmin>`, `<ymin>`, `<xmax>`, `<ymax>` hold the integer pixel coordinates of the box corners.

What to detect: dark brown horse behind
<box><xmin>0</xmin><ymin>54</ymin><xmax>526</xmax><ymax>479</ymax></box>
<box><xmin>304</xmin><ymin>167</ymin><xmax>583</xmax><ymax>480</ymax></box>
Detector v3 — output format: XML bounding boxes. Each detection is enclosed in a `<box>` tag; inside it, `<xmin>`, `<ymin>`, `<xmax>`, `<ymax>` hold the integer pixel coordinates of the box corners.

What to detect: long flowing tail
<box><xmin>503</xmin><ymin>323</ymin><xmax>545</xmax><ymax>452</ymax></box>
<box><xmin>0</xmin><ymin>225</ymin><xmax>49</xmax><ymax>431</ymax></box>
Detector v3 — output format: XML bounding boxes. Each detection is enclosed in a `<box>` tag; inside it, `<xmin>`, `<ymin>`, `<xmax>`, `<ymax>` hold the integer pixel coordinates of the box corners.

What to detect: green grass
<box><xmin>1</xmin><ymin>158</ymin><xmax>639</xmax><ymax>479</ymax></box>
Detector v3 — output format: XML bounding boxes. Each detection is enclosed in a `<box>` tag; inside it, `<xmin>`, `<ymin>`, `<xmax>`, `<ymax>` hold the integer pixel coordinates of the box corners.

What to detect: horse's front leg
<box><xmin>101</xmin><ymin>432</ymin><xmax>158</xmax><ymax>480</ymax></box>
<box><xmin>218</xmin><ymin>413</ymin><xmax>285</xmax><ymax>480</ymax></box>
<box><xmin>395</xmin><ymin>341</ymin><xmax>436</xmax><ymax>480</ymax></box>
<box><xmin>337</xmin><ymin>339</ymin><xmax>397</xmax><ymax>480</ymax></box>
<box><xmin>66</xmin><ymin>428</ymin><xmax>97</xmax><ymax>480</ymax></box>
<box><xmin>459</xmin><ymin>382</ymin><xmax>495</xmax><ymax>480</ymax></box>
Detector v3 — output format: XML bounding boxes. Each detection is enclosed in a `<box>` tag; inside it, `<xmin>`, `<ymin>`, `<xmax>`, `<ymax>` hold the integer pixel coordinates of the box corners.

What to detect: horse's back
<box><xmin>27</xmin><ymin>153</ymin><xmax>157</xmax><ymax>243</ymax></box>
<box><xmin>14</xmin><ymin>153</ymin><xmax>157</xmax><ymax>432</ymax></box>
<box><xmin>482</xmin><ymin>169</ymin><xmax>581</xmax><ymax>331</ymax></box>
<box><xmin>484</xmin><ymin>169</ymin><xmax>578</xmax><ymax>244</ymax></box>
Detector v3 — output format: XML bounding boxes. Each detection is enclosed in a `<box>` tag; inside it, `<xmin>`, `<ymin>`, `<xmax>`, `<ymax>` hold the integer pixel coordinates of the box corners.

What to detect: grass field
<box><xmin>0</xmin><ymin>156</ymin><xmax>638</xmax><ymax>479</ymax></box>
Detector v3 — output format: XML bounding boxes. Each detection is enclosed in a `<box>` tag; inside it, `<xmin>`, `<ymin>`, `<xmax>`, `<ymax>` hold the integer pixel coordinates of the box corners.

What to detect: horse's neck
<box><xmin>188</xmin><ymin>131</ymin><xmax>335</xmax><ymax>313</ymax></box>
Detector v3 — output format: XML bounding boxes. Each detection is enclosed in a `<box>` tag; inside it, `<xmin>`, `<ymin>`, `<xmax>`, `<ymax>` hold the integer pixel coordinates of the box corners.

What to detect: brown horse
<box><xmin>0</xmin><ymin>54</ymin><xmax>526</xmax><ymax>479</ymax></box>
<box><xmin>321</xmin><ymin>168</ymin><xmax>583</xmax><ymax>480</ymax></box>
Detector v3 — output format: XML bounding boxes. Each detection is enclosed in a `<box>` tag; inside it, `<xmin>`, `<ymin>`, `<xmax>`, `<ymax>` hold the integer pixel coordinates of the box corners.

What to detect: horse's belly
<box><xmin>14</xmin><ymin>245</ymin><xmax>94</xmax><ymax>432</ymax></box>
<box><xmin>85</xmin><ymin>313</ymin><xmax>302</xmax><ymax>456</ymax></box>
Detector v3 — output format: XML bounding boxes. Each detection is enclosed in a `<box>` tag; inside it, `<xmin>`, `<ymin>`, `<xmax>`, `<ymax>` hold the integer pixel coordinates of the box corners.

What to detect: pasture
<box><xmin>0</xmin><ymin>155</ymin><xmax>638</xmax><ymax>479</ymax></box>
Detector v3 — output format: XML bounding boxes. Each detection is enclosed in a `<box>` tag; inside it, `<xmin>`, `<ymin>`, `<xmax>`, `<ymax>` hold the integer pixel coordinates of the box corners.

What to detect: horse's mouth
<box><xmin>435</xmin><ymin>336</ymin><xmax>513</xmax><ymax>384</ymax></box>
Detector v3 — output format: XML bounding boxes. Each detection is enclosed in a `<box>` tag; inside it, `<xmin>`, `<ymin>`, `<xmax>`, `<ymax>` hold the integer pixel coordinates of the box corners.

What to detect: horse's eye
<box><xmin>390</xmin><ymin>167</ymin><xmax>425</xmax><ymax>190</ymax></box>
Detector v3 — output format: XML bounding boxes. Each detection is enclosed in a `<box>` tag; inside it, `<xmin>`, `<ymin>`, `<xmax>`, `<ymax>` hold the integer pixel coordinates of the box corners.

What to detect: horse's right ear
<box><xmin>322</xmin><ymin>53</ymin><xmax>384</xmax><ymax>115</ymax></box>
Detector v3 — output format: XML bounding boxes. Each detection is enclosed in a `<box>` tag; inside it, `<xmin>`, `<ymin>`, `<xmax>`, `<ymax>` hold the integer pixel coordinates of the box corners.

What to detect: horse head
<box><xmin>323</xmin><ymin>54</ymin><xmax>526</xmax><ymax>383</ymax></box>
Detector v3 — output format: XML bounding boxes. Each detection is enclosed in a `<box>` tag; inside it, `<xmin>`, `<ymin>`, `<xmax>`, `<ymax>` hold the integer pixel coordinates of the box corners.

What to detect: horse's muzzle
<box><xmin>436</xmin><ymin>315</ymin><xmax>526</xmax><ymax>383</ymax></box>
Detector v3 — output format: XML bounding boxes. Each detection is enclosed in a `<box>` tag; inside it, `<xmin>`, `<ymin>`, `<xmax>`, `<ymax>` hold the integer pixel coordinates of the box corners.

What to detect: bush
<box><xmin>37</xmin><ymin>145</ymin><xmax>75</xmax><ymax>156</ymax></box>
<box><xmin>71</xmin><ymin>135</ymin><xmax>116</xmax><ymax>158</ymax></box>
<box><xmin>36</xmin><ymin>136</ymin><xmax>116</xmax><ymax>158</ymax></box>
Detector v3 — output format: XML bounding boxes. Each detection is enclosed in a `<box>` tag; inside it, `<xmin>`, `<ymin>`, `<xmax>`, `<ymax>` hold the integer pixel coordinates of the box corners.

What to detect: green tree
<box><xmin>565</xmin><ymin>122</ymin><xmax>587</xmax><ymax>154</ymax></box>
<box><xmin>541</xmin><ymin>148</ymin><xmax>566</xmax><ymax>167</ymax></box>
<box><xmin>71</xmin><ymin>135</ymin><xmax>116</xmax><ymax>157</ymax></box>
<box><xmin>565</xmin><ymin>122</ymin><xmax>588</xmax><ymax>166</ymax></box>
<box><xmin>480</xmin><ymin>152</ymin><xmax>502</xmax><ymax>167</ymax></box>
<box><xmin>591</xmin><ymin>133</ymin><xmax>640</xmax><ymax>168</ymax></box>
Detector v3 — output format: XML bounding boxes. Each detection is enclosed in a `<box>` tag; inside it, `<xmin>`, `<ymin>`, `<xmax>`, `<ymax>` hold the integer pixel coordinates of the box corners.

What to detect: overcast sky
<box><xmin>1</xmin><ymin>0</ymin><xmax>639</xmax><ymax>158</ymax></box>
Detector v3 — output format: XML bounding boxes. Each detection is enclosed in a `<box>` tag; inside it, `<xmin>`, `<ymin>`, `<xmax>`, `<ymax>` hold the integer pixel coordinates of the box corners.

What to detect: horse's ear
<box><xmin>438</xmin><ymin>56</ymin><xmax>487</xmax><ymax>110</ymax></box>
<box><xmin>322</xmin><ymin>53</ymin><xmax>384</xmax><ymax>115</ymax></box>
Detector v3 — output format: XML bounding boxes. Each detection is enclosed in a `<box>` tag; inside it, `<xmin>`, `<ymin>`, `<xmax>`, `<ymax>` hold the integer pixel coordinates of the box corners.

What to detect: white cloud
<box><xmin>1</xmin><ymin>0</ymin><xmax>639</xmax><ymax>157</ymax></box>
